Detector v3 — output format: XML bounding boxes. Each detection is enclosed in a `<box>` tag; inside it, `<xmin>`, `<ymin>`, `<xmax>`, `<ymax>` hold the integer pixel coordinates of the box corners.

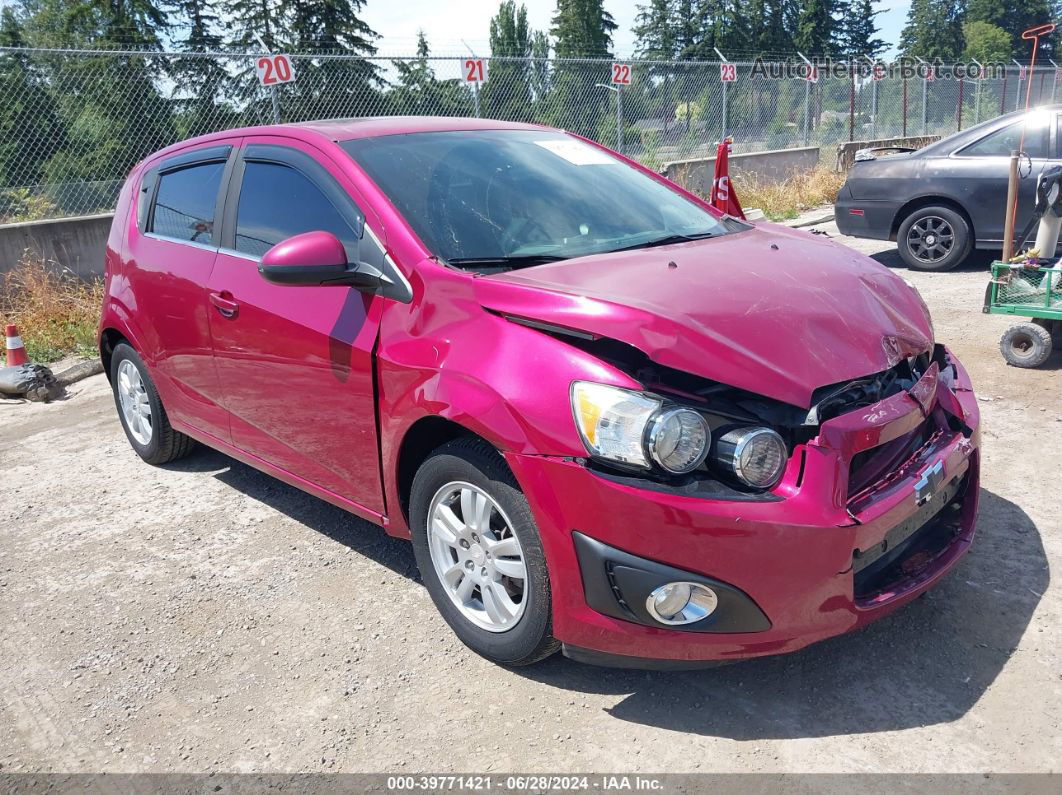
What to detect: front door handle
<box><xmin>209</xmin><ymin>291</ymin><xmax>239</xmax><ymax>318</ymax></box>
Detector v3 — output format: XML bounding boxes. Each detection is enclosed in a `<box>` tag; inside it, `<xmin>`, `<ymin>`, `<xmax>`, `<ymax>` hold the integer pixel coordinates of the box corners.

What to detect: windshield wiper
<box><xmin>608</xmin><ymin>232</ymin><xmax>719</xmax><ymax>253</ymax></box>
<box><xmin>446</xmin><ymin>255</ymin><xmax>569</xmax><ymax>268</ymax></box>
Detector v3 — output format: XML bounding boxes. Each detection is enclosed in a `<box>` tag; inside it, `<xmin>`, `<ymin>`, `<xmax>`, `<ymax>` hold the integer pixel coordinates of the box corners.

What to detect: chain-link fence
<box><xmin>1</xmin><ymin>46</ymin><xmax>1058</xmax><ymax>223</ymax></box>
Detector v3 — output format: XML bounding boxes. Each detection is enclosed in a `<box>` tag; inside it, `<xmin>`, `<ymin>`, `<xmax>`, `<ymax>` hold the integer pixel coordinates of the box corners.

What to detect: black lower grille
<box><xmin>853</xmin><ymin>473</ymin><xmax>968</xmax><ymax>601</ymax></box>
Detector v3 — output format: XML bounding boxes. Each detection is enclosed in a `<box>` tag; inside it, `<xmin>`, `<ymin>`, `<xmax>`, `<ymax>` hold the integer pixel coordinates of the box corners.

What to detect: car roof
<box><xmin>145</xmin><ymin>116</ymin><xmax>554</xmax><ymax>163</ymax></box>
<box><xmin>292</xmin><ymin>116</ymin><xmax>551</xmax><ymax>140</ymax></box>
<box><xmin>918</xmin><ymin>104</ymin><xmax>1062</xmax><ymax>156</ymax></box>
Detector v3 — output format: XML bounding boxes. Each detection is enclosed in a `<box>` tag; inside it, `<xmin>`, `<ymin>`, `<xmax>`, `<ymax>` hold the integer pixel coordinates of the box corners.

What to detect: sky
<box><xmin>362</xmin><ymin>0</ymin><xmax>912</xmax><ymax>59</ymax></box>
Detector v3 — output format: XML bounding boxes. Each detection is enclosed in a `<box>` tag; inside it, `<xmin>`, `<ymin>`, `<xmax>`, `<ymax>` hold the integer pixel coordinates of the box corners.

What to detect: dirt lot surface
<box><xmin>2</xmin><ymin>225</ymin><xmax>1060</xmax><ymax>774</ymax></box>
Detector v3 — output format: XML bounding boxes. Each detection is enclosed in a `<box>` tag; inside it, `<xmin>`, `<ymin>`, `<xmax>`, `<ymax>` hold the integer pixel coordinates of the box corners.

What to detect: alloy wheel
<box><xmin>117</xmin><ymin>359</ymin><xmax>152</xmax><ymax>446</ymax></box>
<box><xmin>427</xmin><ymin>481</ymin><xmax>528</xmax><ymax>633</ymax></box>
<box><xmin>907</xmin><ymin>215</ymin><xmax>955</xmax><ymax>263</ymax></box>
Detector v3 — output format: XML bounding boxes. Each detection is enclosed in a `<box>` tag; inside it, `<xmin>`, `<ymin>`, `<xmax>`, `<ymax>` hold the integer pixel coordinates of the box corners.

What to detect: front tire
<box><xmin>110</xmin><ymin>343</ymin><xmax>196</xmax><ymax>464</ymax></box>
<box><xmin>409</xmin><ymin>438</ymin><xmax>558</xmax><ymax>666</ymax></box>
<box><xmin>897</xmin><ymin>205</ymin><xmax>972</xmax><ymax>272</ymax></box>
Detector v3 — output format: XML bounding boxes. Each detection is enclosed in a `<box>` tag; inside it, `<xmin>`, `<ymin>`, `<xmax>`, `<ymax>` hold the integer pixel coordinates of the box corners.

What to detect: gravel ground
<box><xmin>1</xmin><ymin>225</ymin><xmax>1060</xmax><ymax>774</ymax></box>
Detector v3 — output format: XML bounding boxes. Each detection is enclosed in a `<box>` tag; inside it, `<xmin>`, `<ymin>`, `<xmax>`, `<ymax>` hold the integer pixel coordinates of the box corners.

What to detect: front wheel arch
<box><xmin>395</xmin><ymin>416</ymin><xmax>486</xmax><ymax>529</ymax></box>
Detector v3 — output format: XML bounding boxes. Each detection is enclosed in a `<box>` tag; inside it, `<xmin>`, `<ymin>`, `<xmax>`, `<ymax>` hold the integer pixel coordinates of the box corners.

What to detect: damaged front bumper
<box><xmin>504</xmin><ymin>345</ymin><xmax>980</xmax><ymax>667</ymax></box>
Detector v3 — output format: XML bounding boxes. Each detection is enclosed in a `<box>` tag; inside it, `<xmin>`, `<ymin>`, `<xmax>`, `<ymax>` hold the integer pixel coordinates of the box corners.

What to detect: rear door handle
<box><xmin>209</xmin><ymin>291</ymin><xmax>239</xmax><ymax>318</ymax></box>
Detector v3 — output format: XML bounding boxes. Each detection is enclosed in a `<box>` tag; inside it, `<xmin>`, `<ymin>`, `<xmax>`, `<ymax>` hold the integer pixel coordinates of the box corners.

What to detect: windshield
<box><xmin>341</xmin><ymin>130</ymin><xmax>737</xmax><ymax>265</ymax></box>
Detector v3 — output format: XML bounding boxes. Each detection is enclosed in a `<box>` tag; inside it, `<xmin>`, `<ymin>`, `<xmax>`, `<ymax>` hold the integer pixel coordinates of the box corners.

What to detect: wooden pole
<box><xmin>1002</xmin><ymin>150</ymin><xmax>1021</xmax><ymax>262</ymax></box>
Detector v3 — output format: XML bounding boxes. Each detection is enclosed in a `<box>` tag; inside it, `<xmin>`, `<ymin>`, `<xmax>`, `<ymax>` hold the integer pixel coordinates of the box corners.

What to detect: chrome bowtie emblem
<box><xmin>914</xmin><ymin>460</ymin><xmax>944</xmax><ymax>506</ymax></box>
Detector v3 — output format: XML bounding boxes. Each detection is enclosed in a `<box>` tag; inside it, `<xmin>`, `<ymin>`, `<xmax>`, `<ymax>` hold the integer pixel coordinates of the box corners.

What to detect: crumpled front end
<box><xmin>505</xmin><ymin>345</ymin><xmax>980</xmax><ymax>666</ymax></box>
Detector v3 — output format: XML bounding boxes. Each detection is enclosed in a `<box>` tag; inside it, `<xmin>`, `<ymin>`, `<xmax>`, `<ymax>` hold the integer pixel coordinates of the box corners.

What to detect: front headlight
<box><xmin>712</xmin><ymin>427</ymin><xmax>788</xmax><ymax>489</ymax></box>
<box><xmin>570</xmin><ymin>382</ymin><xmax>710</xmax><ymax>473</ymax></box>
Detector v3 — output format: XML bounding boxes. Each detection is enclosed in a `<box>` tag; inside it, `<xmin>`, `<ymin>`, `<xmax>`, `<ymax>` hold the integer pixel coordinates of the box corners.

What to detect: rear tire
<box><xmin>110</xmin><ymin>343</ymin><xmax>196</xmax><ymax>464</ymax></box>
<box><xmin>409</xmin><ymin>437</ymin><xmax>558</xmax><ymax>667</ymax></box>
<box><xmin>1000</xmin><ymin>323</ymin><xmax>1053</xmax><ymax>368</ymax></box>
<box><xmin>897</xmin><ymin>205</ymin><xmax>972</xmax><ymax>272</ymax></box>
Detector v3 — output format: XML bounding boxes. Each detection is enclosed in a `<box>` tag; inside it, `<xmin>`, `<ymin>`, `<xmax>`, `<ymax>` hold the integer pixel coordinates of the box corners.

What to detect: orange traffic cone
<box><xmin>5</xmin><ymin>324</ymin><xmax>30</xmax><ymax>367</ymax></box>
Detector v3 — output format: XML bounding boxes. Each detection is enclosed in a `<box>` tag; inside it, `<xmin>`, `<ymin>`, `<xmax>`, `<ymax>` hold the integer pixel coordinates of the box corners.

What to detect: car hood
<box><xmin>474</xmin><ymin>224</ymin><xmax>933</xmax><ymax>408</ymax></box>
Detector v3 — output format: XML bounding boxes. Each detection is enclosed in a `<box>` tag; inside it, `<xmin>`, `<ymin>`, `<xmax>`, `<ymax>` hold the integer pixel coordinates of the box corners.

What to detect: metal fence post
<box><xmin>798</xmin><ymin>52</ymin><xmax>812</xmax><ymax>146</ymax></box>
<box><xmin>957</xmin><ymin>77</ymin><xmax>964</xmax><ymax>131</ymax></box>
<box><xmin>1014</xmin><ymin>60</ymin><xmax>1023</xmax><ymax>111</ymax></box>
<box><xmin>848</xmin><ymin>60</ymin><xmax>855</xmax><ymax>142</ymax></box>
<box><xmin>972</xmin><ymin>58</ymin><xmax>983</xmax><ymax>124</ymax></box>
<box><xmin>714</xmin><ymin>49</ymin><xmax>729</xmax><ymax>140</ymax></box>
<box><xmin>916</xmin><ymin>59</ymin><xmax>928</xmax><ymax>135</ymax></box>
<box><xmin>803</xmin><ymin>79</ymin><xmax>811</xmax><ymax>145</ymax></box>
<box><xmin>616</xmin><ymin>85</ymin><xmax>623</xmax><ymax>155</ymax></box>
<box><xmin>1051</xmin><ymin>59</ymin><xmax>1059</xmax><ymax>102</ymax></box>
<box><xmin>903</xmin><ymin>76</ymin><xmax>908</xmax><ymax>137</ymax></box>
<box><xmin>868</xmin><ymin>58</ymin><xmax>878</xmax><ymax>139</ymax></box>
<box><xmin>255</xmin><ymin>35</ymin><xmax>281</xmax><ymax>123</ymax></box>
<box><xmin>922</xmin><ymin>77</ymin><xmax>927</xmax><ymax>135</ymax></box>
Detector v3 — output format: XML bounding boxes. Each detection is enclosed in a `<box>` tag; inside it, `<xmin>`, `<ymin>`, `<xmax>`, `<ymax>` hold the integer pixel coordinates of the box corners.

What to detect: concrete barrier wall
<box><xmin>661</xmin><ymin>146</ymin><xmax>821</xmax><ymax>196</ymax></box>
<box><xmin>834</xmin><ymin>135</ymin><xmax>941</xmax><ymax>171</ymax></box>
<box><xmin>0</xmin><ymin>212</ymin><xmax>113</xmax><ymax>281</ymax></box>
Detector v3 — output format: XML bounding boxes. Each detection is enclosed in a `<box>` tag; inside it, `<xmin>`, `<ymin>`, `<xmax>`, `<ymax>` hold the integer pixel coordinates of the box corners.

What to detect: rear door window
<box><xmin>234</xmin><ymin>162</ymin><xmax>359</xmax><ymax>257</ymax></box>
<box><xmin>149</xmin><ymin>162</ymin><xmax>225</xmax><ymax>244</ymax></box>
<box><xmin>958</xmin><ymin>117</ymin><xmax>1050</xmax><ymax>158</ymax></box>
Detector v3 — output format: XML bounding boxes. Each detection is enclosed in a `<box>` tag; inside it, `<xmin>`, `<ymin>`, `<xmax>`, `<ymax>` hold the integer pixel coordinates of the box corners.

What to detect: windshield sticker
<box><xmin>533</xmin><ymin>139</ymin><xmax>618</xmax><ymax>166</ymax></box>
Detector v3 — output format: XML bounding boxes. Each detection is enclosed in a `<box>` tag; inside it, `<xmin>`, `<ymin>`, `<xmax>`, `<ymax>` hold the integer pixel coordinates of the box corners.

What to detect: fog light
<box><xmin>645</xmin><ymin>582</ymin><xmax>718</xmax><ymax>625</ymax></box>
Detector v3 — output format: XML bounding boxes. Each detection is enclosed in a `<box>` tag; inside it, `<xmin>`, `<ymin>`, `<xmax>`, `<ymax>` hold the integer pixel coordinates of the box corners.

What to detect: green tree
<box><xmin>793</xmin><ymin>0</ymin><xmax>835</xmax><ymax>56</ymax></box>
<box><xmin>898</xmin><ymin>0</ymin><xmax>964</xmax><ymax>61</ymax></box>
<box><xmin>224</xmin><ymin>0</ymin><xmax>284</xmax><ymax>51</ymax></box>
<box><xmin>551</xmin><ymin>0</ymin><xmax>615</xmax><ymax>58</ymax></box>
<box><xmin>835</xmin><ymin>0</ymin><xmax>886</xmax><ymax>58</ymax></box>
<box><xmin>279</xmin><ymin>0</ymin><xmax>382</xmax><ymax>119</ymax></box>
<box><xmin>172</xmin><ymin>0</ymin><xmax>230</xmax><ymax>135</ymax></box>
<box><xmin>390</xmin><ymin>31</ymin><xmax>470</xmax><ymax>116</ymax></box>
<box><xmin>0</xmin><ymin>7</ymin><xmax>66</xmax><ymax>218</ymax></box>
<box><xmin>529</xmin><ymin>29</ymin><xmax>551</xmax><ymax>110</ymax></box>
<box><xmin>483</xmin><ymin>2</ymin><xmax>535</xmax><ymax>121</ymax></box>
<box><xmin>21</xmin><ymin>0</ymin><xmax>168</xmax><ymax>47</ymax></box>
<box><xmin>17</xmin><ymin>0</ymin><xmax>175</xmax><ymax>213</ymax></box>
<box><xmin>633</xmin><ymin>0</ymin><xmax>676</xmax><ymax>60</ymax></box>
<box><xmin>752</xmin><ymin>0</ymin><xmax>794</xmax><ymax>54</ymax></box>
<box><xmin>962</xmin><ymin>20</ymin><xmax>1012</xmax><ymax>64</ymax></box>
<box><xmin>966</xmin><ymin>0</ymin><xmax>1059</xmax><ymax>59</ymax></box>
<box><xmin>548</xmin><ymin>0</ymin><xmax>616</xmax><ymax>137</ymax></box>
<box><xmin>672</xmin><ymin>0</ymin><xmax>700</xmax><ymax>59</ymax></box>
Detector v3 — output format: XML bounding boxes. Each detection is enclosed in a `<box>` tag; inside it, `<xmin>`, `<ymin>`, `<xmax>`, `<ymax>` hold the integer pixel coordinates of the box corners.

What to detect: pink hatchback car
<box><xmin>99</xmin><ymin>118</ymin><xmax>981</xmax><ymax>668</ymax></box>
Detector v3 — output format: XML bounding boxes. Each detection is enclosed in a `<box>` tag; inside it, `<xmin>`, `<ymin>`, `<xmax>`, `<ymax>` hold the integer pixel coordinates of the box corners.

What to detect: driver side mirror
<box><xmin>258</xmin><ymin>230</ymin><xmax>392</xmax><ymax>291</ymax></box>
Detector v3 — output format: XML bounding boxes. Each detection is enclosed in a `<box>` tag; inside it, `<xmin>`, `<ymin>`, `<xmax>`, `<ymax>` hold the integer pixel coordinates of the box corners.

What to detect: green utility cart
<box><xmin>984</xmin><ymin>260</ymin><xmax>1062</xmax><ymax>367</ymax></box>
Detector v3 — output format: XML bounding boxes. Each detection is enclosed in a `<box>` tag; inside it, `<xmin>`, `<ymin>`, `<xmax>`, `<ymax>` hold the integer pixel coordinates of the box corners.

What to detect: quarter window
<box><xmin>234</xmin><ymin>162</ymin><xmax>359</xmax><ymax>257</ymax></box>
<box><xmin>150</xmin><ymin>161</ymin><xmax>225</xmax><ymax>244</ymax></box>
<box><xmin>959</xmin><ymin>117</ymin><xmax>1050</xmax><ymax>158</ymax></box>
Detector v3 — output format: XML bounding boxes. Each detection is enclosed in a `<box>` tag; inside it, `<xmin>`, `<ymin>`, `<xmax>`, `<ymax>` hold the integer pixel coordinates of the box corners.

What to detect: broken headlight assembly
<box><xmin>571</xmin><ymin>382</ymin><xmax>710</xmax><ymax>474</ymax></box>
<box><xmin>571</xmin><ymin>382</ymin><xmax>790</xmax><ymax>489</ymax></box>
<box><xmin>710</xmin><ymin>427</ymin><xmax>788</xmax><ymax>489</ymax></box>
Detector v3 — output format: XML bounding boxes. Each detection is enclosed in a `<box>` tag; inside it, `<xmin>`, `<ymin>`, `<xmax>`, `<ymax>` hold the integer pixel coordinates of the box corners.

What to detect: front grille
<box><xmin>853</xmin><ymin>472</ymin><xmax>969</xmax><ymax>602</ymax></box>
<box><xmin>848</xmin><ymin>422</ymin><xmax>940</xmax><ymax>501</ymax></box>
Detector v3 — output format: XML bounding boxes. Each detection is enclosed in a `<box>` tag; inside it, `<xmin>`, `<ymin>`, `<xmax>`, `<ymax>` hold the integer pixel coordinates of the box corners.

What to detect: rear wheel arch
<box><xmin>99</xmin><ymin>328</ymin><xmax>131</xmax><ymax>382</ymax></box>
<box><xmin>891</xmin><ymin>196</ymin><xmax>975</xmax><ymax>243</ymax></box>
